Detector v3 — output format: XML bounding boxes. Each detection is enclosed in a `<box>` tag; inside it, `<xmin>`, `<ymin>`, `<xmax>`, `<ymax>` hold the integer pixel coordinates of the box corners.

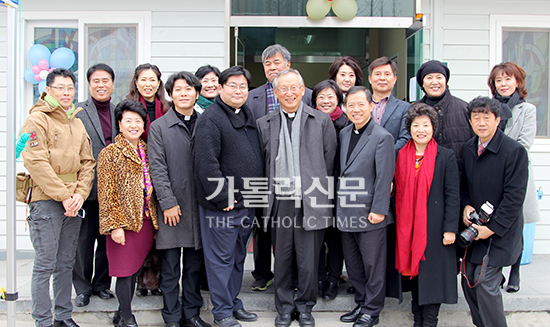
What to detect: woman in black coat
<box><xmin>394</xmin><ymin>103</ymin><xmax>460</xmax><ymax>327</ymax></box>
<box><xmin>414</xmin><ymin>60</ymin><xmax>474</xmax><ymax>173</ymax></box>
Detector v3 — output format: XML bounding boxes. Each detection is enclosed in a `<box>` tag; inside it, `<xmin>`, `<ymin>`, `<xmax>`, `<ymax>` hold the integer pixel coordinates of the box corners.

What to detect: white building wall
<box><xmin>0</xmin><ymin>0</ymin><xmax>227</xmax><ymax>252</ymax></box>
<box><xmin>420</xmin><ymin>0</ymin><xmax>550</xmax><ymax>253</ymax></box>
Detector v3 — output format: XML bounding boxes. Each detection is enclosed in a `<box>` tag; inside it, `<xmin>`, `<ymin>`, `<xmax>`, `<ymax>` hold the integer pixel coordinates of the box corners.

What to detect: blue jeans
<box><xmin>28</xmin><ymin>200</ymin><xmax>82</xmax><ymax>326</ymax></box>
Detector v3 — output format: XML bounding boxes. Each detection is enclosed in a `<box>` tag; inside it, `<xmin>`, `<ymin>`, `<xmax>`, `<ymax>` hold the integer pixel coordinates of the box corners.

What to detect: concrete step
<box><xmin>3</xmin><ymin>255</ymin><xmax>550</xmax><ymax>325</ymax></box>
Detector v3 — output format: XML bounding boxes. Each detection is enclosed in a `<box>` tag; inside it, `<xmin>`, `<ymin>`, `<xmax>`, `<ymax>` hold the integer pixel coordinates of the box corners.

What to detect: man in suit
<box><xmin>149</xmin><ymin>71</ymin><xmax>210</xmax><ymax>327</ymax></box>
<box><xmin>73</xmin><ymin>63</ymin><xmax>117</xmax><ymax>307</ymax></box>
<box><xmin>367</xmin><ymin>56</ymin><xmax>410</xmax><ymax>154</ymax></box>
<box><xmin>194</xmin><ymin>66</ymin><xmax>262</xmax><ymax>327</ymax></box>
<box><xmin>461</xmin><ymin>96</ymin><xmax>528</xmax><ymax>327</ymax></box>
<box><xmin>337</xmin><ymin>86</ymin><xmax>395</xmax><ymax>327</ymax></box>
<box><xmin>256</xmin><ymin>68</ymin><xmax>337</xmax><ymax>327</ymax></box>
<box><xmin>245</xmin><ymin>44</ymin><xmax>314</xmax><ymax>292</ymax></box>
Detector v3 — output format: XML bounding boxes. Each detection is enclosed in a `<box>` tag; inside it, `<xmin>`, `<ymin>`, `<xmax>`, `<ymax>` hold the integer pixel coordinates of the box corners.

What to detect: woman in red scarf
<box><xmin>126</xmin><ymin>63</ymin><xmax>170</xmax><ymax>142</ymax></box>
<box><xmin>394</xmin><ymin>103</ymin><xmax>460</xmax><ymax>327</ymax></box>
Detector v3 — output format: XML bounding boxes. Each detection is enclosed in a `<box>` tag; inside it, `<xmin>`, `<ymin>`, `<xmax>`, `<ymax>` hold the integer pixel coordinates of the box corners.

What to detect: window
<box><xmin>491</xmin><ymin>14</ymin><xmax>550</xmax><ymax>137</ymax></box>
<box><xmin>23</xmin><ymin>11</ymin><xmax>151</xmax><ymax>111</ymax></box>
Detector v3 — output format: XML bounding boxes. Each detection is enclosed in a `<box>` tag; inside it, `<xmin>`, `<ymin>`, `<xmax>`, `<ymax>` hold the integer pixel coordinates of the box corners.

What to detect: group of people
<box><xmin>20</xmin><ymin>42</ymin><xmax>538</xmax><ymax>327</ymax></box>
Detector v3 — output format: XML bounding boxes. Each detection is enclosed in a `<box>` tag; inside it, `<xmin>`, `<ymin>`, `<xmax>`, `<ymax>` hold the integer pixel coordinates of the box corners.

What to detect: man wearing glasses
<box><xmin>256</xmin><ymin>69</ymin><xmax>337</xmax><ymax>327</ymax></box>
<box><xmin>194</xmin><ymin>66</ymin><xmax>262</xmax><ymax>327</ymax></box>
<box><xmin>21</xmin><ymin>68</ymin><xmax>96</xmax><ymax>327</ymax></box>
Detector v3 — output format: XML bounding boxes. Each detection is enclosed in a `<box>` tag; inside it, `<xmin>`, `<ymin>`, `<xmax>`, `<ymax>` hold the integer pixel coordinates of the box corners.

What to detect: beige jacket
<box><xmin>21</xmin><ymin>93</ymin><xmax>95</xmax><ymax>203</ymax></box>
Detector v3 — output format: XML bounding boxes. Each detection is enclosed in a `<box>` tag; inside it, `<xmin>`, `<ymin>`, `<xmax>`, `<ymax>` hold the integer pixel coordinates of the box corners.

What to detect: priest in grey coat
<box><xmin>336</xmin><ymin>86</ymin><xmax>395</xmax><ymax>327</ymax></box>
<box><xmin>256</xmin><ymin>68</ymin><xmax>337</xmax><ymax>327</ymax></box>
<box><xmin>73</xmin><ymin>63</ymin><xmax>117</xmax><ymax>307</ymax></box>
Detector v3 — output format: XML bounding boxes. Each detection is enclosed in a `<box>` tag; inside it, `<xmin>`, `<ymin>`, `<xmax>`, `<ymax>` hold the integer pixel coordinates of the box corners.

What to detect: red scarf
<box><xmin>329</xmin><ymin>106</ymin><xmax>343</xmax><ymax>121</ymax></box>
<box><xmin>394</xmin><ymin>138</ymin><xmax>437</xmax><ymax>277</ymax></box>
<box><xmin>140</xmin><ymin>95</ymin><xmax>165</xmax><ymax>142</ymax></box>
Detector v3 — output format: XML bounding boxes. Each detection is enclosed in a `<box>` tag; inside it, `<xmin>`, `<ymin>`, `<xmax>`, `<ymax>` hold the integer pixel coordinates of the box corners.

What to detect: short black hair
<box><xmin>312</xmin><ymin>79</ymin><xmax>344</xmax><ymax>106</ymax></box>
<box><xmin>468</xmin><ymin>96</ymin><xmax>501</xmax><ymax>118</ymax></box>
<box><xmin>219</xmin><ymin>66</ymin><xmax>251</xmax><ymax>87</ymax></box>
<box><xmin>195</xmin><ymin>65</ymin><xmax>221</xmax><ymax>80</ymax></box>
<box><xmin>345</xmin><ymin>86</ymin><xmax>373</xmax><ymax>104</ymax></box>
<box><xmin>46</xmin><ymin>68</ymin><xmax>75</xmax><ymax>87</ymax></box>
<box><xmin>114</xmin><ymin>99</ymin><xmax>148</xmax><ymax>133</ymax></box>
<box><xmin>86</xmin><ymin>63</ymin><xmax>115</xmax><ymax>82</ymax></box>
<box><xmin>405</xmin><ymin>103</ymin><xmax>439</xmax><ymax>135</ymax></box>
<box><xmin>165</xmin><ymin>71</ymin><xmax>201</xmax><ymax>96</ymax></box>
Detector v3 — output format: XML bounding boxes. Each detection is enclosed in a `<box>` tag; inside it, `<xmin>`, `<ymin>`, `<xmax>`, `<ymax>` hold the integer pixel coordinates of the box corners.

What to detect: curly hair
<box><xmin>405</xmin><ymin>103</ymin><xmax>439</xmax><ymax>135</ymax></box>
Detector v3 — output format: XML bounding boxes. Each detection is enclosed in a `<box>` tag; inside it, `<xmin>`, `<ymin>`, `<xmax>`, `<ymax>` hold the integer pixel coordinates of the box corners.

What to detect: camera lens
<box><xmin>458</xmin><ymin>226</ymin><xmax>478</xmax><ymax>248</ymax></box>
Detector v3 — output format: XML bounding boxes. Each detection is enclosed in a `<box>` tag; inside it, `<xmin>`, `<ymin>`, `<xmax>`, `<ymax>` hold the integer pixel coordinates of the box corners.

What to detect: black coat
<box><xmin>416</xmin><ymin>90</ymin><xmax>474</xmax><ymax>173</ymax></box>
<box><xmin>461</xmin><ymin>129</ymin><xmax>528</xmax><ymax>267</ymax></box>
<box><xmin>194</xmin><ymin>96</ymin><xmax>264</xmax><ymax>211</ymax></box>
<box><xmin>398</xmin><ymin>145</ymin><xmax>460</xmax><ymax>305</ymax></box>
<box><xmin>148</xmin><ymin>108</ymin><xmax>201</xmax><ymax>250</ymax></box>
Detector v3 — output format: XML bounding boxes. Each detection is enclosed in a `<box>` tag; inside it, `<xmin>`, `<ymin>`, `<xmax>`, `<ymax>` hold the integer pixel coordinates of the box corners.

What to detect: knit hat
<box><xmin>416</xmin><ymin>60</ymin><xmax>450</xmax><ymax>87</ymax></box>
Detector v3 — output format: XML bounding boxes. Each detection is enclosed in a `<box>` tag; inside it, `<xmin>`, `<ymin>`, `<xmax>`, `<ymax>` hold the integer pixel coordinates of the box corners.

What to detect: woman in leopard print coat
<box><xmin>98</xmin><ymin>99</ymin><xmax>158</xmax><ymax>327</ymax></box>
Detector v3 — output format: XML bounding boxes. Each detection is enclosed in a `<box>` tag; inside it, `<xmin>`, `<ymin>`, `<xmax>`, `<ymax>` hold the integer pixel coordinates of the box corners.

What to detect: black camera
<box><xmin>458</xmin><ymin>201</ymin><xmax>494</xmax><ymax>248</ymax></box>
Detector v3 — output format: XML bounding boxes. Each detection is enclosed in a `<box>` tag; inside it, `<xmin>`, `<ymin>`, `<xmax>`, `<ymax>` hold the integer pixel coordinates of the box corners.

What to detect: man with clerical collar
<box><xmin>337</xmin><ymin>86</ymin><xmax>395</xmax><ymax>327</ymax></box>
<box><xmin>256</xmin><ymin>68</ymin><xmax>337</xmax><ymax>327</ymax></box>
<box><xmin>194</xmin><ymin>66</ymin><xmax>262</xmax><ymax>327</ymax></box>
<box><xmin>367</xmin><ymin>56</ymin><xmax>411</xmax><ymax>154</ymax></box>
<box><xmin>148</xmin><ymin>71</ymin><xmax>210</xmax><ymax>327</ymax></box>
<box><xmin>73</xmin><ymin>63</ymin><xmax>117</xmax><ymax>308</ymax></box>
<box><xmin>246</xmin><ymin>44</ymin><xmax>315</xmax><ymax>293</ymax></box>
<box><xmin>461</xmin><ymin>96</ymin><xmax>528</xmax><ymax>327</ymax></box>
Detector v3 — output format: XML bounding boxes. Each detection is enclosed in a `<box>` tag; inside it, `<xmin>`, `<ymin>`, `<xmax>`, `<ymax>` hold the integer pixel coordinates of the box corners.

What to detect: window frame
<box><xmin>21</xmin><ymin>11</ymin><xmax>151</xmax><ymax>110</ymax></box>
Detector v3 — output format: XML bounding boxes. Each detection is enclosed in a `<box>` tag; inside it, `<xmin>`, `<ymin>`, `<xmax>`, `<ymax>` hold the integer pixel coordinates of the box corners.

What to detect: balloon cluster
<box><xmin>306</xmin><ymin>0</ymin><xmax>358</xmax><ymax>20</ymax></box>
<box><xmin>24</xmin><ymin>44</ymin><xmax>75</xmax><ymax>94</ymax></box>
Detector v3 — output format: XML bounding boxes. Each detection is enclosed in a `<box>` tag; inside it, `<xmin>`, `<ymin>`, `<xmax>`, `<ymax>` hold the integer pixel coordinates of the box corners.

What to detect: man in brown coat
<box><xmin>21</xmin><ymin>68</ymin><xmax>95</xmax><ymax>327</ymax></box>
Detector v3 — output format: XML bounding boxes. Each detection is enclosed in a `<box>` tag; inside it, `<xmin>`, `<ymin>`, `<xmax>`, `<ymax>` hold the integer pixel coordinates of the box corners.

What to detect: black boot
<box><xmin>118</xmin><ymin>315</ymin><xmax>138</xmax><ymax>327</ymax></box>
<box><xmin>421</xmin><ymin>303</ymin><xmax>441</xmax><ymax>327</ymax></box>
<box><xmin>411</xmin><ymin>299</ymin><xmax>423</xmax><ymax>327</ymax></box>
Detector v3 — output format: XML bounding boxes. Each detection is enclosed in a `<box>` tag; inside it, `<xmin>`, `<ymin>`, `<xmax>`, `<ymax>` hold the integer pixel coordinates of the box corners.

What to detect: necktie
<box><xmin>478</xmin><ymin>143</ymin><xmax>485</xmax><ymax>156</ymax></box>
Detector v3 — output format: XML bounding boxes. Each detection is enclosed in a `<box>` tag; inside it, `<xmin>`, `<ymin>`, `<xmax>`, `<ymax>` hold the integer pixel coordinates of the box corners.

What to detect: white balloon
<box><xmin>39</xmin><ymin>70</ymin><xmax>49</xmax><ymax>81</ymax></box>
<box><xmin>307</xmin><ymin>0</ymin><xmax>331</xmax><ymax>20</ymax></box>
<box><xmin>332</xmin><ymin>0</ymin><xmax>358</xmax><ymax>20</ymax></box>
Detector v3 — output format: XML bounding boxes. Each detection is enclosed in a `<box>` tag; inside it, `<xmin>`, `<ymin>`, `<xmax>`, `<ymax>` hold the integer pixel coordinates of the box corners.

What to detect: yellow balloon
<box><xmin>306</xmin><ymin>0</ymin><xmax>332</xmax><ymax>20</ymax></box>
<box><xmin>331</xmin><ymin>0</ymin><xmax>358</xmax><ymax>20</ymax></box>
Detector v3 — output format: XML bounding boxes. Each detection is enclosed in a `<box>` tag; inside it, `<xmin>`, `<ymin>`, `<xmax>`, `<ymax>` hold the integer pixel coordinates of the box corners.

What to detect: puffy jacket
<box><xmin>97</xmin><ymin>134</ymin><xmax>159</xmax><ymax>235</ymax></box>
<box><xmin>416</xmin><ymin>90</ymin><xmax>474</xmax><ymax>171</ymax></box>
<box><xmin>21</xmin><ymin>93</ymin><xmax>95</xmax><ymax>203</ymax></box>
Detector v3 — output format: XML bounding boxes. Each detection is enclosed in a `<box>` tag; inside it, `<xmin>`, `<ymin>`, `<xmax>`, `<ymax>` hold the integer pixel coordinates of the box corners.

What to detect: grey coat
<box><xmin>504</xmin><ymin>101</ymin><xmax>540</xmax><ymax>223</ymax></box>
<box><xmin>256</xmin><ymin>105</ymin><xmax>337</xmax><ymax>231</ymax></box>
<box><xmin>148</xmin><ymin>109</ymin><xmax>202</xmax><ymax>250</ymax></box>
<box><xmin>75</xmin><ymin>98</ymin><xmax>117</xmax><ymax>201</ymax></box>
<box><xmin>336</xmin><ymin>121</ymin><xmax>395</xmax><ymax>232</ymax></box>
<box><xmin>380</xmin><ymin>95</ymin><xmax>411</xmax><ymax>154</ymax></box>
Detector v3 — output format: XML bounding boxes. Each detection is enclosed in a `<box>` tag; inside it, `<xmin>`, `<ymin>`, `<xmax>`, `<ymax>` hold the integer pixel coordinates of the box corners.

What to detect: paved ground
<box><xmin>2</xmin><ymin>253</ymin><xmax>550</xmax><ymax>326</ymax></box>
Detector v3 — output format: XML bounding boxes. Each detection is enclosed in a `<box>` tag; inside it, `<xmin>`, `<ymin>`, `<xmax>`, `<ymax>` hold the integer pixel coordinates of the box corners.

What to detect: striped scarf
<box><xmin>266</xmin><ymin>81</ymin><xmax>279</xmax><ymax>113</ymax></box>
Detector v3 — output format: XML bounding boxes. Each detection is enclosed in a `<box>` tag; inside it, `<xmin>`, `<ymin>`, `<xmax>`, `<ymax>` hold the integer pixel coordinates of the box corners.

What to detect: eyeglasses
<box><xmin>225</xmin><ymin>83</ymin><xmax>248</xmax><ymax>91</ymax></box>
<box><xmin>277</xmin><ymin>85</ymin><xmax>303</xmax><ymax>93</ymax></box>
<box><xmin>49</xmin><ymin>85</ymin><xmax>76</xmax><ymax>93</ymax></box>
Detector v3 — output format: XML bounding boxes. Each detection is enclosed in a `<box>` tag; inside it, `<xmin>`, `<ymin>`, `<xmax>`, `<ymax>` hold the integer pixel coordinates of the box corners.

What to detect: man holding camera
<box><xmin>460</xmin><ymin>96</ymin><xmax>528</xmax><ymax>327</ymax></box>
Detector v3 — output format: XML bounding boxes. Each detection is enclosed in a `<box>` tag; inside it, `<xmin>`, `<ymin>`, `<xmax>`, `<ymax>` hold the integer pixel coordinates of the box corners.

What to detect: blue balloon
<box><xmin>50</xmin><ymin>47</ymin><xmax>75</xmax><ymax>69</ymax></box>
<box><xmin>24</xmin><ymin>67</ymin><xmax>40</xmax><ymax>85</ymax></box>
<box><xmin>28</xmin><ymin>44</ymin><xmax>51</xmax><ymax>65</ymax></box>
<box><xmin>38</xmin><ymin>80</ymin><xmax>47</xmax><ymax>94</ymax></box>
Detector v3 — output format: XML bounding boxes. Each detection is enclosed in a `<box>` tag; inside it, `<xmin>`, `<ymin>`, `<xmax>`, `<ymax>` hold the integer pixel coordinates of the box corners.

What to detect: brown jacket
<box><xmin>98</xmin><ymin>134</ymin><xmax>159</xmax><ymax>235</ymax></box>
<box><xmin>21</xmin><ymin>93</ymin><xmax>95</xmax><ymax>203</ymax></box>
